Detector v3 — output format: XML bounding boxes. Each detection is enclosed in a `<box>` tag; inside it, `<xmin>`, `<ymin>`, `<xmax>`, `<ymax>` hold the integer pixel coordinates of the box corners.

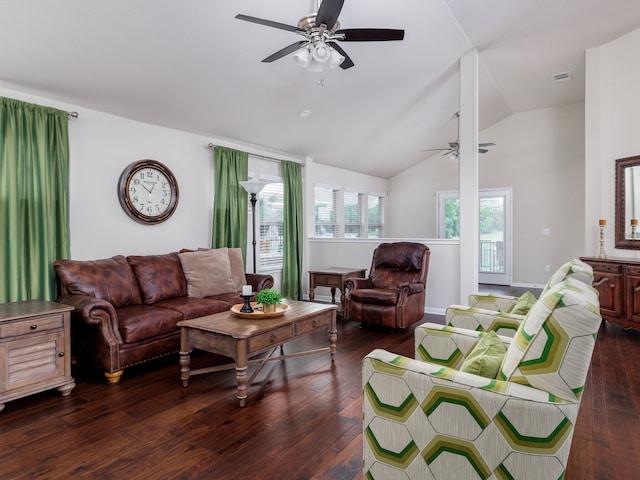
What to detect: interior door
<box><xmin>437</xmin><ymin>188</ymin><xmax>512</xmax><ymax>285</ymax></box>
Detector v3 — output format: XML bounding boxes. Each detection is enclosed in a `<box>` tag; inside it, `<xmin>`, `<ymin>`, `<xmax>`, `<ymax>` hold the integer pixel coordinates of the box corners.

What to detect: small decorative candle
<box><xmin>599</xmin><ymin>219</ymin><xmax>606</xmax><ymax>226</ymax></box>
<box><xmin>242</xmin><ymin>285</ymin><xmax>252</xmax><ymax>296</ymax></box>
<box><xmin>632</xmin><ymin>219</ymin><xmax>638</xmax><ymax>226</ymax></box>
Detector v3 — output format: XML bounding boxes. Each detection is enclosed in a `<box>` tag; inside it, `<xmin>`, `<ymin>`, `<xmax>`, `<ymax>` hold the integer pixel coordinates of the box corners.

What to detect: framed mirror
<box><xmin>616</xmin><ymin>154</ymin><xmax>640</xmax><ymax>249</ymax></box>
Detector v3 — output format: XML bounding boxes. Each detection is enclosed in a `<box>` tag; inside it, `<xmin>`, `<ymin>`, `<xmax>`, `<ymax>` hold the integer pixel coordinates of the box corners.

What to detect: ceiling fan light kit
<box><xmin>235</xmin><ymin>0</ymin><xmax>404</xmax><ymax>71</ymax></box>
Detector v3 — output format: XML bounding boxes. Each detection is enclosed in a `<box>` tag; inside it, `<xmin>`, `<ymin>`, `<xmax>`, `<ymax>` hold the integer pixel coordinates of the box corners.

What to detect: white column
<box><xmin>459</xmin><ymin>49</ymin><xmax>480</xmax><ymax>302</ymax></box>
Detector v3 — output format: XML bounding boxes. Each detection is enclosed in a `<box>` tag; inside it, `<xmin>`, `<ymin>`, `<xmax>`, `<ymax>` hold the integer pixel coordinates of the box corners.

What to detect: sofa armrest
<box><xmin>245</xmin><ymin>273</ymin><xmax>274</xmax><ymax>292</ymax></box>
<box><xmin>445</xmin><ymin>305</ymin><xmax>524</xmax><ymax>338</ymax></box>
<box><xmin>414</xmin><ymin>322</ymin><xmax>512</xmax><ymax>368</ymax></box>
<box><xmin>345</xmin><ymin>277</ymin><xmax>372</xmax><ymax>290</ymax></box>
<box><xmin>56</xmin><ymin>294</ymin><xmax>123</xmax><ymax>345</ymax></box>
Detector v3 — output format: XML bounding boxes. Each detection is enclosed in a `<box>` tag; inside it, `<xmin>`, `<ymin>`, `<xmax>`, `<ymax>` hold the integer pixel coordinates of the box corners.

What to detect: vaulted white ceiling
<box><xmin>1</xmin><ymin>0</ymin><xmax>639</xmax><ymax>178</ymax></box>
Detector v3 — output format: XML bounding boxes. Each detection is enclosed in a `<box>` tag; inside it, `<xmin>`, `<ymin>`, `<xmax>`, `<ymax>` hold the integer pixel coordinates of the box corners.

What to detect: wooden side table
<box><xmin>0</xmin><ymin>300</ymin><xmax>75</xmax><ymax>413</ymax></box>
<box><xmin>308</xmin><ymin>267</ymin><xmax>367</xmax><ymax>313</ymax></box>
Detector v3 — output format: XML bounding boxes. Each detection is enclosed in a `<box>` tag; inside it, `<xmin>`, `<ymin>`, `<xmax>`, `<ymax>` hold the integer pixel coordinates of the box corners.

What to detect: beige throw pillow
<box><xmin>179</xmin><ymin>249</ymin><xmax>235</xmax><ymax>297</ymax></box>
<box><xmin>198</xmin><ymin>247</ymin><xmax>247</xmax><ymax>291</ymax></box>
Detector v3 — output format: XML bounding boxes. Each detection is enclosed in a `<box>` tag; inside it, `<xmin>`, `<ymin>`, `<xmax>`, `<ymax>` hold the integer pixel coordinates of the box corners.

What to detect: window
<box><xmin>368</xmin><ymin>194</ymin><xmax>384</xmax><ymax>238</ymax></box>
<box><xmin>344</xmin><ymin>191</ymin><xmax>363</xmax><ymax>238</ymax></box>
<box><xmin>259</xmin><ymin>182</ymin><xmax>284</xmax><ymax>269</ymax></box>
<box><xmin>314</xmin><ymin>185</ymin><xmax>339</xmax><ymax>237</ymax></box>
<box><xmin>314</xmin><ymin>185</ymin><xmax>385</xmax><ymax>238</ymax></box>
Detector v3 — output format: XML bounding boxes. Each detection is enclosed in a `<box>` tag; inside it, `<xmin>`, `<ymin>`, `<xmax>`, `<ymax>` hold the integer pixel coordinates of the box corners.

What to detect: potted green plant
<box><xmin>256</xmin><ymin>288</ymin><xmax>283</xmax><ymax>313</ymax></box>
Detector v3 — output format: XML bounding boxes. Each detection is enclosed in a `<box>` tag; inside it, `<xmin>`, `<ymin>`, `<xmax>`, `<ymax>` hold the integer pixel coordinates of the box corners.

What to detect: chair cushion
<box><xmin>178</xmin><ymin>249</ymin><xmax>235</xmax><ymax>297</ymax></box>
<box><xmin>498</xmin><ymin>277</ymin><xmax>601</xmax><ymax>402</ymax></box>
<box><xmin>459</xmin><ymin>330</ymin><xmax>507</xmax><ymax>378</ymax></box>
<box><xmin>127</xmin><ymin>252</ymin><xmax>187</xmax><ymax>304</ymax></box>
<box><xmin>509</xmin><ymin>290</ymin><xmax>537</xmax><ymax>315</ymax></box>
<box><xmin>350</xmin><ymin>288</ymin><xmax>399</xmax><ymax>306</ymax></box>
<box><xmin>54</xmin><ymin>255</ymin><xmax>142</xmax><ymax>308</ymax></box>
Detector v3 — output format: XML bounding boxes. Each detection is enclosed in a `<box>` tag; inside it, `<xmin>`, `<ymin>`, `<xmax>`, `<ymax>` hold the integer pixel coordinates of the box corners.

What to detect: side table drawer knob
<box><xmin>30</xmin><ymin>325</ymin><xmax>37</xmax><ymax>330</ymax></box>
<box><xmin>312</xmin><ymin>320</ymin><xmax>318</xmax><ymax>328</ymax></box>
<box><xmin>270</xmin><ymin>334</ymin><xmax>277</xmax><ymax>343</ymax></box>
<box><xmin>58</xmin><ymin>352</ymin><xmax>65</xmax><ymax>357</ymax></box>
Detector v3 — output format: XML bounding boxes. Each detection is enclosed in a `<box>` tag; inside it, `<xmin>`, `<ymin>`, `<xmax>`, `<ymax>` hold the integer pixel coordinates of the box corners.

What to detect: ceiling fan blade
<box><xmin>478</xmin><ymin>142</ymin><xmax>495</xmax><ymax>147</ymax></box>
<box><xmin>262</xmin><ymin>41</ymin><xmax>307</xmax><ymax>63</ymax></box>
<box><xmin>336</xmin><ymin>28</ymin><xmax>405</xmax><ymax>42</ymax></box>
<box><xmin>316</xmin><ymin>0</ymin><xmax>344</xmax><ymax>29</ymax></box>
<box><xmin>235</xmin><ymin>14</ymin><xmax>301</xmax><ymax>33</ymax></box>
<box><xmin>421</xmin><ymin>148</ymin><xmax>448</xmax><ymax>152</ymax></box>
<box><xmin>326</xmin><ymin>41</ymin><xmax>354</xmax><ymax>69</ymax></box>
<box><xmin>478</xmin><ymin>149</ymin><xmax>489</xmax><ymax>154</ymax></box>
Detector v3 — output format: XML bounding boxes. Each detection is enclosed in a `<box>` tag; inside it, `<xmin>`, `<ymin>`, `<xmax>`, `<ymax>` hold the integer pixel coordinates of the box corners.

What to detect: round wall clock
<box><xmin>118</xmin><ymin>159</ymin><xmax>179</xmax><ymax>224</ymax></box>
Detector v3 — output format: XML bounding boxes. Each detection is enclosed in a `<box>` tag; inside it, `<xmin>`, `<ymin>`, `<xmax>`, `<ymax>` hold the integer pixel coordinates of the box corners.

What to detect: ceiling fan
<box><xmin>422</xmin><ymin>112</ymin><xmax>495</xmax><ymax>159</ymax></box>
<box><xmin>235</xmin><ymin>0</ymin><xmax>404</xmax><ymax>70</ymax></box>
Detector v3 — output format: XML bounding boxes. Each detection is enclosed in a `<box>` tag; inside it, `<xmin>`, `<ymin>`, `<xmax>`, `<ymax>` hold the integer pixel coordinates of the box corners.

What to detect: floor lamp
<box><xmin>239</xmin><ymin>180</ymin><xmax>270</xmax><ymax>273</ymax></box>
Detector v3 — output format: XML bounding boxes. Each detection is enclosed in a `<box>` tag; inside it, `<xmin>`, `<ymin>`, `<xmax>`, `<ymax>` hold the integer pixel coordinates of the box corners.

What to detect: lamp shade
<box><xmin>329</xmin><ymin>48</ymin><xmax>345</xmax><ymax>69</ymax></box>
<box><xmin>312</xmin><ymin>42</ymin><xmax>331</xmax><ymax>63</ymax></box>
<box><xmin>293</xmin><ymin>47</ymin><xmax>311</xmax><ymax>67</ymax></box>
<box><xmin>239</xmin><ymin>180</ymin><xmax>271</xmax><ymax>195</ymax></box>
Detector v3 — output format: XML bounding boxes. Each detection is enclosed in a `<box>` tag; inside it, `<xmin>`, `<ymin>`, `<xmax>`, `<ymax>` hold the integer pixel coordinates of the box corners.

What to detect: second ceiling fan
<box><xmin>235</xmin><ymin>0</ymin><xmax>404</xmax><ymax>70</ymax></box>
<box><xmin>423</xmin><ymin>113</ymin><xmax>495</xmax><ymax>159</ymax></box>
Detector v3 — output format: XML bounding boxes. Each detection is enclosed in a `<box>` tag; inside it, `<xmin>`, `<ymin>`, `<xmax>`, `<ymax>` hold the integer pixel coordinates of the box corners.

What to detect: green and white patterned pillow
<box><xmin>498</xmin><ymin>277</ymin><xmax>601</xmax><ymax>402</ymax></box>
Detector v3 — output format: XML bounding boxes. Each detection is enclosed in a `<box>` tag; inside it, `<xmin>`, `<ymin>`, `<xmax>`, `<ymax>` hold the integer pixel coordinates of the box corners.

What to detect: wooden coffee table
<box><xmin>178</xmin><ymin>300</ymin><xmax>338</xmax><ymax>407</ymax></box>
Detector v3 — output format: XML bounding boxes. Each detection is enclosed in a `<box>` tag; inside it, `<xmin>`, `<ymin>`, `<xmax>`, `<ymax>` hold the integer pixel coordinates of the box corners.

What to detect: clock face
<box><xmin>118</xmin><ymin>160</ymin><xmax>179</xmax><ymax>224</ymax></box>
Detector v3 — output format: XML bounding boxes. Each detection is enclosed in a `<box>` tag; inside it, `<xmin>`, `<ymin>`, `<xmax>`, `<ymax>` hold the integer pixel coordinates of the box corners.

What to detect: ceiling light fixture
<box><xmin>298</xmin><ymin>109</ymin><xmax>312</xmax><ymax>118</ymax></box>
<box><xmin>293</xmin><ymin>40</ymin><xmax>344</xmax><ymax>70</ymax></box>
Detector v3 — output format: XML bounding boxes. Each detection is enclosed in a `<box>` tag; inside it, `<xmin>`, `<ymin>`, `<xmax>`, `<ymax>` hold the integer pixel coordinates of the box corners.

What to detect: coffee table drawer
<box><xmin>248</xmin><ymin>324</ymin><xmax>294</xmax><ymax>351</ymax></box>
<box><xmin>296</xmin><ymin>315</ymin><xmax>330</xmax><ymax>336</ymax></box>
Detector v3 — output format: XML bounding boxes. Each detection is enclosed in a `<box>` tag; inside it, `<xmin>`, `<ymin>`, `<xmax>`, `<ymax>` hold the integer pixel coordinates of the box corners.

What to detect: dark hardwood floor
<box><xmin>2</xmin><ymin>310</ymin><xmax>640</xmax><ymax>479</ymax></box>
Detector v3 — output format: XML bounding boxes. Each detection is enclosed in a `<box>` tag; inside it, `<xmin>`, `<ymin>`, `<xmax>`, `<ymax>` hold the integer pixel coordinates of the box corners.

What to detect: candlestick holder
<box><xmin>239</xmin><ymin>294</ymin><xmax>254</xmax><ymax>313</ymax></box>
<box><xmin>597</xmin><ymin>224</ymin><xmax>607</xmax><ymax>259</ymax></box>
<box><xmin>633</xmin><ymin>224</ymin><xmax>638</xmax><ymax>240</ymax></box>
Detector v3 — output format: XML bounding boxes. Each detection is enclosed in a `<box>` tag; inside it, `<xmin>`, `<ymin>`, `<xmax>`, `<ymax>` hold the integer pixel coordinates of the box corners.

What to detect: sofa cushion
<box><xmin>498</xmin><ymin>277</ymin><xmax>601</xmax><ymax>401</ymax></box>
<box><xmin>509</xmin><ymin>290</ymin><xmax>537</xmax><ymax>315</ymax></box>
<box><xmin>127</xmin><ymin>252</ymin><xmax>187</xmax><ymax>304</ymax></box>
<box><xmin>116</xmin><ymin>304</ymin><xmax>183</xmax><ymax>343</ymax></box>
<box><xmin>178</xmin><ymin>249</ymin><xmax>235</xmax><ymax>297</ymax></box>
<box><xmin>54</xmin><ymin>255</ymin><xmax>142</xmax><ymax>308</ymax></box>
<box><xmin>154</xmin><ymin>297</ymin><xmax>230</xmax><ymax>320</ymax></box>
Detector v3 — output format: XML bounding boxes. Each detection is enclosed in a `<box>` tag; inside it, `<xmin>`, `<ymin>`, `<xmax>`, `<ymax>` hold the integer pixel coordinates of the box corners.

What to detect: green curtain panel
<box><xmin>281</xmin><ymin>160</ymin><xmax>303</xmax><ymax>300</ymax></box>
<box><xmin>0</xmin><ymin>97</ymin><xmax>70</xmax><ymax>302</ymax></box>
<box><xmin>211</xmin><ymin>146</ymin><xmax>248</xmax><ymax>264</ymax></box>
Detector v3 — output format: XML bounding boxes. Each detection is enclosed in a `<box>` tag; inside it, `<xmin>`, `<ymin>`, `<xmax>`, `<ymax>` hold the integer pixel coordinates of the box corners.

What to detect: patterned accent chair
<box><xmin>345</xmin><ymin>242</ymin><xmax>430</xmax><ymax>329</ymax></box>
<box><xmin>445</xmin><ymin>258</ymin><xmax>594</xmax><ymax>338</ymax></box>
<box><xmin>363</xmin><ymin>276</ymin><xmax>601</xmax><ymax>479</ymax></box>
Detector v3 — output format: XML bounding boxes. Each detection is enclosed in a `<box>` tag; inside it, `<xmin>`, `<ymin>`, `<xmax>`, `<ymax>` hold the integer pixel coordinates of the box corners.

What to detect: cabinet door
<box><xmin>626</xmin><ymin>266</ymin><xmax>640</xmax><ymax>324</ymax></box>
<box><xmin>592</xmin><ymin>271</ymin><xmax>624</xmax><ymax>321</ymax></box>
<box><xmin>0</xmin><ymin>330</ymin><xmax>65</xmax><ymax>393</ymax></box>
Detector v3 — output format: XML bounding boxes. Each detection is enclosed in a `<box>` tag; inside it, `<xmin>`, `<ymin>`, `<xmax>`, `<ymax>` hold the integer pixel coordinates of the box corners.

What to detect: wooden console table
<box><xmin>308</xmin><ymin>267</ymin><xmax>366</xmax><ymax>313</ymax></box>
<box><xmin>581</xmin><ymin>256</ymin><xmax>640</xmax><ymax>329</ymax></box>
<box><xmin>0</xmin><ymin>300</ymin><xmax>75</xmax><ymax>412</ymax></box>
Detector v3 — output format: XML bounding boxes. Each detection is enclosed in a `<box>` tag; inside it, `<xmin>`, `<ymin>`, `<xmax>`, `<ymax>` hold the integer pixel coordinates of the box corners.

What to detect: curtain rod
<box><xmin>67</xmin><ymin>111</ymin><xmax>79</xmax><ymax>118</ymax></box>
<box><xmin>207</xmin><ymin>143</ymin><xmax>304</xmax><ymax>167</ymax></box>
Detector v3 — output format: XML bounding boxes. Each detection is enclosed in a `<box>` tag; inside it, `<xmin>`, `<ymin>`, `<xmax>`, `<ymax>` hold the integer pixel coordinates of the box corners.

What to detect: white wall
<box><xmin>585</xmin><ymin>27</ymin><xmax>640</xmax><ymax>258</ymax></box>
<box><xmin>388</xmin><ymin>103</ymin><xmax>586</xmax><ymax>286</ymax></box>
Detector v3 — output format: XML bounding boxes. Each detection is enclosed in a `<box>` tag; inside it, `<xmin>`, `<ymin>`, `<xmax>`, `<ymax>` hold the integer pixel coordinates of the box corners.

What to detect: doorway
<box><xmin>437</xmin><ymin>188</ymin><xmax>512</xmax><ymax>285</ymax></box>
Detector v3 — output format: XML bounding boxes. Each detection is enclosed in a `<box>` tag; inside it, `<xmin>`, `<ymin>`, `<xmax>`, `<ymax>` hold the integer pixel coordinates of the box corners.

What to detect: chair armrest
<box><xmin>246</xmin><ymin>273</ymin><xmax>274</xmax><ymax>291</ymax></box>
<box><xmin>445</xmin><ymin>305</ymin><xmax>524</xmax><ymax>338</ymax></box>
<box><xmin>400</xmin><ymin>283</ymin><xmax>425</xmax><ymax>295</ymax></box>
<box><xmin>414</xmin><ymin>322</ymin><xmax>512</xmax><ymax>368</ymax></box>
<box><xmin>467</xmin><ymin>293</ymin><xmax>519</xmax><ymax>312</ymax></box>
<box><xmin>345</xmin><ymin>277</ymin><xmax>372</xmax><ymax>290</ymax></box>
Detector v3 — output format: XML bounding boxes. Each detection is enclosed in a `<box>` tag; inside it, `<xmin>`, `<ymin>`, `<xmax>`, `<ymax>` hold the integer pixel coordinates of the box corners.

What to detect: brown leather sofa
<box><xmin>344</xmin><ymin>242</ymin><xmax>430</xmax><ymax>329</ymax></box>
<box><xmin>54</xmin><ymin>251</ymin><xmax>273</xmax><ymax>383</ymax></box>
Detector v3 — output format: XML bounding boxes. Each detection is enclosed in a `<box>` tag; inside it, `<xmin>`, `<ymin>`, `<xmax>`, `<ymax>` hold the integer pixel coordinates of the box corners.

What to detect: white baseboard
<box><xmin>510</xmin><ymin>282</ymin><xmax>546</xmax><ymax>290</ymax></box>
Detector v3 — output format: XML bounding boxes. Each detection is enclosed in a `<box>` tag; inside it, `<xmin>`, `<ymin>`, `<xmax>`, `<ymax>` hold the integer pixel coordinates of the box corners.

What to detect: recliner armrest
<box><xmin>345</xmin><ymin>277</ymin><xmax>373</xmax><ymax>290</ymax></box>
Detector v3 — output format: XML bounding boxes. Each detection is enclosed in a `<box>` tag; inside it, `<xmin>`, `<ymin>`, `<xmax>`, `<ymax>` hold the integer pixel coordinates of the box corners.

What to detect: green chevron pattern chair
<box><xmin>363</xmin><ymin>276</ymin><xmax>601</xmax><ymax>479</ymax></box>
<box><xmin>445</xmin><ymin>258</ymin><xmax>595</xmax><ymax>338</ymax></box>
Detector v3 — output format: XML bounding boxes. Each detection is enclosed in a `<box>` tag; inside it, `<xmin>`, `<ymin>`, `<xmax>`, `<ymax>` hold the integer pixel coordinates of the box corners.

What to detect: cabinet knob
<box><xmin>312</xmin><ymin>320</ymin><xmax>318</xmax><ymax>328</ymax></box>
<box><xmin>270</xmin><ymin>334</ymin><xmax>277</xmax><ymax>343</ymax></box>
<box><xmin>30</xmin><ymin>325</ymin><xmax>37</xmax><ymax>330</ymax></box>
<box><xmin>58</xmin><ymin>352</ymin><xmax>65</xmax><ymax>357</ymax></box>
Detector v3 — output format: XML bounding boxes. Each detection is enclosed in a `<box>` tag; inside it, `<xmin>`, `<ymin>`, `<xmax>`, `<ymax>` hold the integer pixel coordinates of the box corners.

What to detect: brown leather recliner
<box><xmin>344</xmin><ymin>242</ymin><xmax>430</xmax><ymax>329</ymax></box>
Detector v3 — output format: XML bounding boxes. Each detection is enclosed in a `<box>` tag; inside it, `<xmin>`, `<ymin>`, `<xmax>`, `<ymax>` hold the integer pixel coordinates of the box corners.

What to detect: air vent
<box><xmin>552</xmin><ymin>71</ymin><xmax>573</xmax><ymax>82</ymax></box>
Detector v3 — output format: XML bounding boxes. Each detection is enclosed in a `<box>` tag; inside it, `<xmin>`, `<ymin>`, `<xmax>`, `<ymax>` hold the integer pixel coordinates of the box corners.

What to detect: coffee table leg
<box><xmin>180</xmin><ymin>327</ymin><xmax>191</xmax><ymax>387</ymax></box>
<box><xmin>329</xmin><ymin>310</ymin><xmax>337</xmax><ymax>361</ymax></box>
<box><xmin>236</xmin><ymin>339</ymin><xmax>248</xmax><ymax>407</ymax></box>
